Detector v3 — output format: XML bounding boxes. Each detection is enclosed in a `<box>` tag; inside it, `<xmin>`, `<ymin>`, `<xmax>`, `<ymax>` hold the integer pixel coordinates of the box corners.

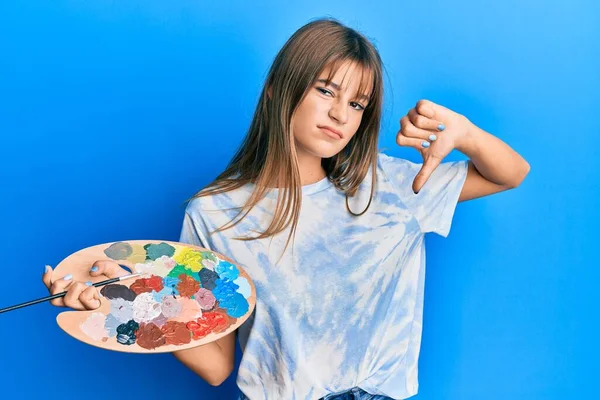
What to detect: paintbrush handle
<box><xmin>0</xmin><ymin>276</ymin><xmax>122</xmax><ymax>314</ymax></box>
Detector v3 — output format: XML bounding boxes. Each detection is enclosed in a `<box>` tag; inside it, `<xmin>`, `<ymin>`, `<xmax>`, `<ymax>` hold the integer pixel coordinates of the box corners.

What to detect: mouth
<box><xmin>318</xmin><ymin>125</ymin><xmax>344</xmax><ymax>140</ymax></box>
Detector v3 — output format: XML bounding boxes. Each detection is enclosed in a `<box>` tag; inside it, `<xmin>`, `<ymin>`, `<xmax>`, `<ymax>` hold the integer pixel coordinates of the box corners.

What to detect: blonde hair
<box><xmin>187</xmin><ymin>17</ymin><xmax>384</xmax><ymax>255</ymax></box>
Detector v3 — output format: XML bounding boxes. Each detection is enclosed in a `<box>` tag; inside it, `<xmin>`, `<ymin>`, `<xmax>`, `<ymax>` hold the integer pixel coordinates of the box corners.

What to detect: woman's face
<box><xmin>291</xmin><ymin>61</ymin><xmax>372</xmax><ymax>160</ymax></box>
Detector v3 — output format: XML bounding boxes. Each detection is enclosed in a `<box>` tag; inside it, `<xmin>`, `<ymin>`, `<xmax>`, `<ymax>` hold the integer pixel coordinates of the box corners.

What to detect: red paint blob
<box><xmin>130</xmin><ymin>275</ymin><xmax>164</xmax><ymax>295</ymax></box>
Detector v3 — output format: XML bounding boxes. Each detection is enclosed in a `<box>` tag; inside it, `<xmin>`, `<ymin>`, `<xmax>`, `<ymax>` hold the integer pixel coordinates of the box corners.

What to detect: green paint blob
<box><xmin>144</xmin><ymin>242</ymin><xmax>176</xmax><ymax>261</ymax></box>
<box><xmin>167</xmin><ymin>264</ymin><xmax>196</xmax><ymax>279</ymax></box>
<box><xmin>104</xmin><ymin>242</ymin><xmax>133</xmax><ymax>260</ymax></box>
<box><xmin>201</xmin><ymin>251</ymin><xmax>219</xmax><ymax>264</ymax></box>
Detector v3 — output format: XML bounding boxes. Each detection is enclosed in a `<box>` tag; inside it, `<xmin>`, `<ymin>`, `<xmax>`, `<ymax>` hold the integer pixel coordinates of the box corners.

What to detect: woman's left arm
<box><xmin>454</xmin><ymin>124</ymin><xmax>531</xmax><ymax>202</ymax></box>
<box><xmin>398</xmin><ymin>99</ymin><xmax>531</xmax><ymax>202</ymax></box>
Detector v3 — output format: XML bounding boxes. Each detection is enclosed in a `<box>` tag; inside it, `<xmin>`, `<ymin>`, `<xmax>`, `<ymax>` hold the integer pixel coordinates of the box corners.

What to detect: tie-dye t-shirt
<box><xmin>179</xmin><ymin>152</ymin><xmax>468</xmax><ymax>400</ymax></box>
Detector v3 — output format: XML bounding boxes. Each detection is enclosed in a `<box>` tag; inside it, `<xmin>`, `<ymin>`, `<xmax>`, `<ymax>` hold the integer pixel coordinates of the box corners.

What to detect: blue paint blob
<box><xmin>219</xmin><ymin>293</ymin><xmax>249</xmax><ymax>318</ymax></box>
<box><xmin>213</xmin><ymin>278</ymin><xmax>239</xmax><ymax>302</ymax></box>
<box><xmin>198</xmin><ymin>268</ymin><xmax>219</xmax><ymax>290</ymax></box>
<box><xmin>233</xmin><ymin>277</ymin><xmax>252</xmax><ymax>299</ymax></box>
<box><xmin>215</xmin><ymin>260</ymin><xmax>240</xmax><ymax>281</ymax></box>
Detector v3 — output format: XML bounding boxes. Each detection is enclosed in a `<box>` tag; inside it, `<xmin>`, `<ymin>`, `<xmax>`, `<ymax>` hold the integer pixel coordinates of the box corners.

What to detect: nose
<box><xmin>328</xmin><ymin>99</ymin><xmax>349</xmax><ymax>125</ymax></box>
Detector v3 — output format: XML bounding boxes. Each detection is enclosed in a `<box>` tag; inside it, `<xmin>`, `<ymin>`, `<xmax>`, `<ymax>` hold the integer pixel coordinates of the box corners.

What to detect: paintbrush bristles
<box><xmin>117</xmin><ymin>273</ymin><xmax>143</xmax><ymax>281</ymax></box>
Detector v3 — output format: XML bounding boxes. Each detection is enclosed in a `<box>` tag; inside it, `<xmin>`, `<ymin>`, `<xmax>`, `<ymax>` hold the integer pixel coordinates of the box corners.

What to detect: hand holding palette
<box><xmin>52</xmin><ymin>240</ymin><xmax>255</xmax><ymax>353</ymax></box>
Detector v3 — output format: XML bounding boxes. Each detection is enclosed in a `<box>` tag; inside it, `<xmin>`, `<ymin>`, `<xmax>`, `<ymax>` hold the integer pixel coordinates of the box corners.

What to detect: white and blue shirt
<box><xmin>179</xmin><ymin>152</ymin><xmax>468</xmax><ymax>400</ymax></box>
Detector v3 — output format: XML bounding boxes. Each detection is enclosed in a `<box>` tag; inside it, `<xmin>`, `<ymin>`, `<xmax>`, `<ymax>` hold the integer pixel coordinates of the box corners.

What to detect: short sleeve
<box><xmin>378</xmin><ymin>152</ymin><xmax>469</xmax><ymax>237</ymax></box>
<box><xmin>179</xmin><ymin>202</ymin><xmax>213</xmax><ymax>250</ymax></box>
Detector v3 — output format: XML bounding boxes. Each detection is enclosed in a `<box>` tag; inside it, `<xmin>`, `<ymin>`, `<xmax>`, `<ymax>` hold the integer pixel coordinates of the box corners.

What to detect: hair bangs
<box><xmin>317</xmin><ymin>56</ymin><xmax>377</xmax><ymax>108</ymax></box>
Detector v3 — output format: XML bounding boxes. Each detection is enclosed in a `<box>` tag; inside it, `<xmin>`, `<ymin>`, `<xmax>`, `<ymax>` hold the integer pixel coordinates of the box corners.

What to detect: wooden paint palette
<box><xmin>52</xmin><ymin>240</ymin><xmax>255</xmax><ymax>353</ymax></box>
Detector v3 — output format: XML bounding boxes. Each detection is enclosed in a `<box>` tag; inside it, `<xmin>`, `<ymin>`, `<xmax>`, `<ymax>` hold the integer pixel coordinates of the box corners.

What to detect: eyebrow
<box><xmin>316</xmin><ymin>79</ymin><xmax>371</xmax><ymax>102</ymax></box>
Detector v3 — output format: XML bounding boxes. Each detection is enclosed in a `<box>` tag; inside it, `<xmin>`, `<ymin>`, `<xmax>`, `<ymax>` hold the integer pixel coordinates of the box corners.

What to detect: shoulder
<box><xmin>376</xmin><ymin>151</ymin><xmax>422</xmax><ymax>188</ymax></box>
<box><xmin>183</xmin><ymin>196</ymin><xmax>205</xmax><ymax>215</ymax></box>
<box><xmin>377</xmin><ymin>151</ymin><xmax>420</xmax><ymax>172</ymax></box>
<box><xmin>184</xmin><ymin>181</ymin><xmax>252</xmax><ymax>216</ymax></box>
<box><xmin>376</xmin><ymin>150</ymin><xmax>467</xmax><ymax>182</ymax></box>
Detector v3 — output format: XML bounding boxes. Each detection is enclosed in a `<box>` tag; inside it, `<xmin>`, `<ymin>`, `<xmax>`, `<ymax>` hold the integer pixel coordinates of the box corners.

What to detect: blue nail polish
<box><xmin>422</xmin><ymin>141</ymin><xmax>430</xmax><ymax>148</ymax></box>
<box><xmin>438</xmin><ymin>124</ymin><xmax>445</xmax><ymax>131</ymax></box>
<box><xmin>90</xmin><ymin>266</ymin><xmax>99</xmax><ymax>272</ymax></box>
<box><xmin>85</xmin><ymin>281</ymin><xmax>93</xmax><ymax>286</ymax></box>
<box><xmin>63</xmin><ymin>274</ymin><xmax>73</xmax><ymax>281</ymax></box>
<box><xmin>428</xmin><ymin>134</ymin><xmax>437</xmax><ymax>141</ymax></box>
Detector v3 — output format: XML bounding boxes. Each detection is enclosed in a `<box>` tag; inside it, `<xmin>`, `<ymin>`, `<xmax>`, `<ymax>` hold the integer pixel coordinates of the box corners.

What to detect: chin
<box><xmin>304</xmin><ymin>143</ymin><xmax>345</xmax><ymax>159</ymax></box>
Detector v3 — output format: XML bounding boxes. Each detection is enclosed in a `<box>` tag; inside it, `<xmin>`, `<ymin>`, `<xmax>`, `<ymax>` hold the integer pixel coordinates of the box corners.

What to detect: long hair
<box><xmin>187</xmin><ymin>17</ymin><xmax>384</xmax><ymax>255</ymax></box>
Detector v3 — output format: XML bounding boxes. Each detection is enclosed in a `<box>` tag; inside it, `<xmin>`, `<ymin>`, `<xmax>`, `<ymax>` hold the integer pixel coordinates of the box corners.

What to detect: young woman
<box><xmin>42</xmin><ymin>17</ymin><xmax>529</xmax><ymax>400</ymax></box>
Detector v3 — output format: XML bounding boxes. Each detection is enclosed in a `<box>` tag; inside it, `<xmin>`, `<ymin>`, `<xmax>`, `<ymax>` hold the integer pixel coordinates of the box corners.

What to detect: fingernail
<box><xmin>44</xmin><ymin>265</ymin><xmax>51</xmax><ymax>273</ymax></box>
<box><xmin>63</xmin><ymin>274</ymin><xmax>73</xmax><ymax>281</ymax></box>
<box><xmin>428</xmin><ymin>134</ymin><xmax>437</xmax><ymax>141</ymax></box>
<box><xmin>90</xmin><ymin>266</ymin><xmax>99</xmax><ymax>272</ymax></box>
<box><xmin>421</xmin><ymin>141</ymin><xmax>430</xmax><ymax>148</ymax></box>
<box><xmin>413</xmin><ymin>190</ymin><xmax>419</xmax><ymax>195</ymax></box>
<box><xmin>85</xmin><ymin>281</ymin><xmax>93</xmax><ymax>286</ymax></box>
<box><xmin>438</xmin><ymin>124</ymin><xmax>445</xmax><ymax>131</ymax></box>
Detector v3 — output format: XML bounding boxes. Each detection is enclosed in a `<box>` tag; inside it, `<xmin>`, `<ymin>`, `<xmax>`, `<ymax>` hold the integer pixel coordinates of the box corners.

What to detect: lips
<box><xmin>318</xmin><ymin>126</ymin><xmax>343</xmax><ymax>139</ymax></box>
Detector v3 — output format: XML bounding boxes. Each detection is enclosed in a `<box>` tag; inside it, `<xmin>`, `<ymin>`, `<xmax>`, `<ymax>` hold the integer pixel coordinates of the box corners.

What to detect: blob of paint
<box><xmin>104</xmin><ymin>242</ymin><xmax>133</xmax><ymax>260</ymax></box>
<box><xmin>144</xmin><ymin>242</ymin><xmax>176</xmax><ymax>261</ymax></box>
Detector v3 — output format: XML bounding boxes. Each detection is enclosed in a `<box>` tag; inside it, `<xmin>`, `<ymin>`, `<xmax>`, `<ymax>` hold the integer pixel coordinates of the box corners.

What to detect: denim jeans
<box><xmin>319</xmin><ymin>387</ymin><xmax>394</xmax><ymax>400</ymax></box>
<box><xmin>238</xmin><ymin>387</ymin><xmax>394</xmax><ymax>400</ymax></box>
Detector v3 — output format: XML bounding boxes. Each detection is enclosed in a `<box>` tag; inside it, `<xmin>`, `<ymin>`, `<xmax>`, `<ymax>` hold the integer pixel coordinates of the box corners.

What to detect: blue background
<box><xmin>1</xmin><ymin>1</ymin><xmax>597</xmax><ymax>399</ymax></box>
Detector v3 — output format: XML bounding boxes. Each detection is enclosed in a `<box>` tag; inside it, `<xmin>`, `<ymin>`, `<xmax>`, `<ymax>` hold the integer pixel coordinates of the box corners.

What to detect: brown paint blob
<box><xmin>136</xmin><ymin>323</ymin><xmax>166</xmax><ymax>350</ymax></box>
<box><xmin>160</xmin><ymin>321</ymin><xmax>192</xmax><ymax>345</ymax></box>
<box><xmin>176</xmin><ymin>274</ymin><xmax>200</xmax><ymax>298</ymax></box>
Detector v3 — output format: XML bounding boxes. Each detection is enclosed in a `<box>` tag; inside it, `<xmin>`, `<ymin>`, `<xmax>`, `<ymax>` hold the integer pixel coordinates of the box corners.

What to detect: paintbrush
<box><xmin>0</xmin><ymin>272</ymin><xmax>143</xmax><ymax>314</ymax></box>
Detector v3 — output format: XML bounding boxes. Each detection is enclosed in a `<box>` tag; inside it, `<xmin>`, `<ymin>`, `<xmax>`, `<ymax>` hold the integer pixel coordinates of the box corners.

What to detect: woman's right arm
<box><xmin>172</xmin><ymin>331</ymin><xmax>237</xmax><ymax>386</ymax></box>
<box><xmin>42</xmin><ymin>260</ymin><xmax>237</xmax><ymax>386</ymax></box>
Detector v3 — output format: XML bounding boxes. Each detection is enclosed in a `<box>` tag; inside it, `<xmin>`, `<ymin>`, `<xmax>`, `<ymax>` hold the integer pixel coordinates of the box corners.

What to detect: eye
<box><xmin>316</xmin><ymin>87</ymin><xmax>333</xmax><ymax>96</ymax></box>
<box><xmin>317</xmin><ymin>87</ymin><xmax>365</xmax><ymax>111</ymax></box>
<box><xmin>350</xmin><ymin>102</ymin><xmax>365</xmax><ymax>111</ymax></box>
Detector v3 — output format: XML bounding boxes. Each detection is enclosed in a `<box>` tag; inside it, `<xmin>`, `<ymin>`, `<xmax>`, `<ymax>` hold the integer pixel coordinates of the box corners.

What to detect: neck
<box><xmin>296</xmin><ymin>150</ymin><xmax>326</xmax><ymax>185</ymax></box>
<box><xmin>261</xmin><ymin>149</ymin><xmax>327</xmax><ymax>189</ymax></box>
